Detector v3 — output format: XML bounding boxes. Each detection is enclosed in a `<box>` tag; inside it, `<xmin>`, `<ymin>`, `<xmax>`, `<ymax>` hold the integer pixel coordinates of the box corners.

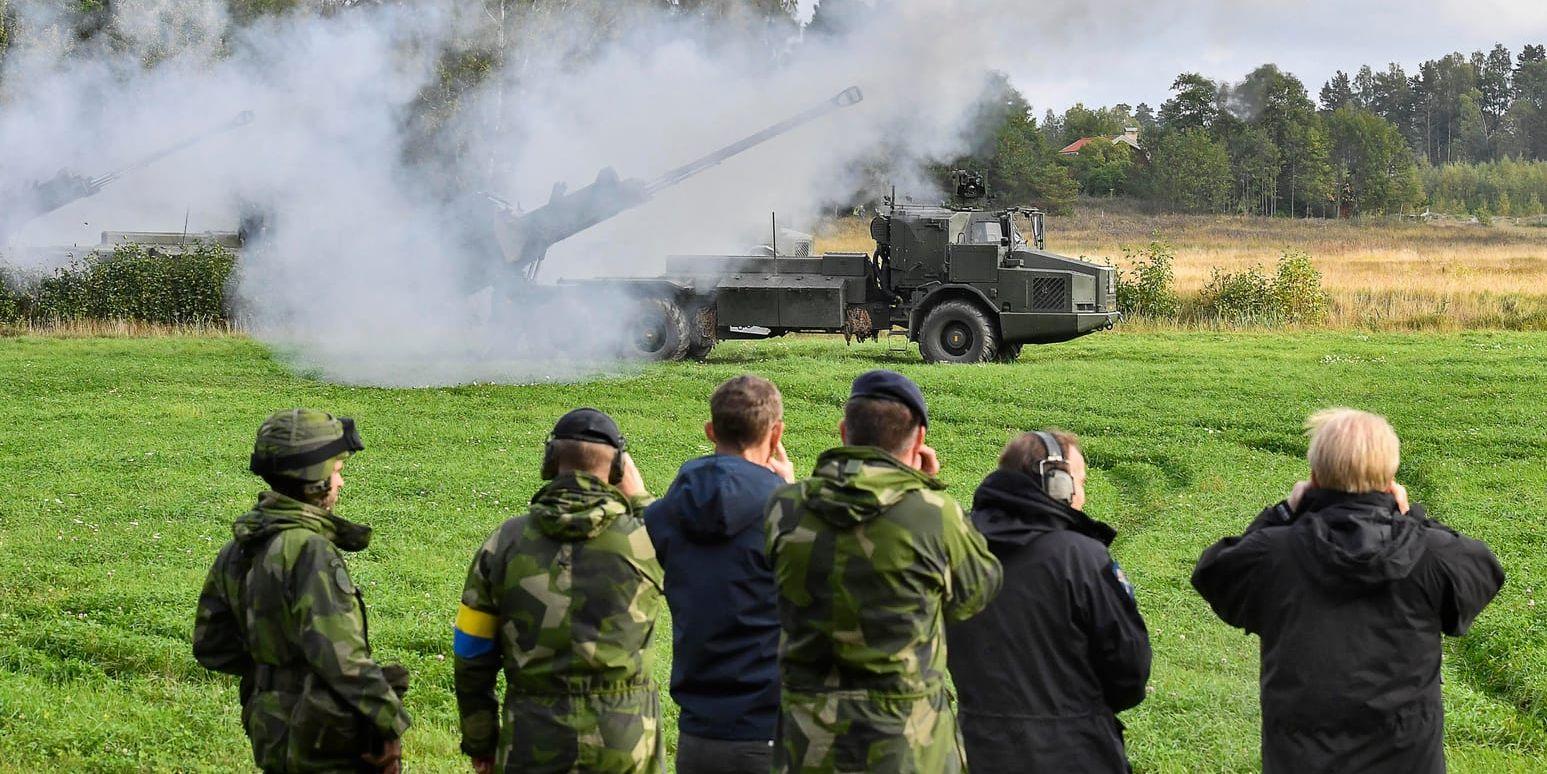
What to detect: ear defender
<box><xmin>540</xmin><ymin>440</ymin><xmax>559</xmax><ymax>481</ymax></box>
<box><xmin>1034</xmin><ymin>430</ymin><xmax>1076</xmax><ymax>505</ymax></box>
<box><xmin>607</xmin><ymin>437</ymin><xmax>628</xmax><ymax>486</ymax></box>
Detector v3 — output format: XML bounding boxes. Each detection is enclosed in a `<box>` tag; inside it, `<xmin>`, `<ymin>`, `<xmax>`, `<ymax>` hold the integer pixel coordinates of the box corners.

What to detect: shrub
<box><xmin>0</xmin><ymin>266</ymin><xmax>23</xmax><ymax>325</ymax></box>
<box><xmin>1271</xmin><ymin>251</ymin><xmax>1329</xmax><ymax>323</ymax></box>
<box><xmin>1196</xmin><ymin>251</ymin><xmax>1330</xmax><ymax>324</ymax></box>
<box><xmin>1114</xmin><ymin>239</ymin><xmax>1179</xmax><ymax>318</ymax></box>
<box><xmin>1198</xmin><ymin>264</ymin><xmax>1276</xmax><ymax>322</ymax></box>
<box><xmin>29</xmin><ymin>242</ymin><xmax>236</xmax><ymax>324</ymax></box>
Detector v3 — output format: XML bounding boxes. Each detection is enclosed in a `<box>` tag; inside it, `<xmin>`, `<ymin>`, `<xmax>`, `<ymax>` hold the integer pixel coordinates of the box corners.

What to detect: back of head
<box><xmin>998</xmin><ymin>430</ymin><xmax>1080</xmax><ymax>480</ymax></box>
<box><xmin>843</xmin><ymin>396</ymin><xmax>919</xmax><ymax>457</ymax></box>
<box><xmin>710</xmin><ymin>375</ymin><xmax>782</xmax><ymax>450</ymax></box>
<box><xmin>1305</xmin><ymin>408</ymin><xmax>1400</xmax><ymax>494</ymax></box>
<box><xmin>544</xmin><ymin>407</ymin><xmax>626</xmax><ymax>482</ymax></box>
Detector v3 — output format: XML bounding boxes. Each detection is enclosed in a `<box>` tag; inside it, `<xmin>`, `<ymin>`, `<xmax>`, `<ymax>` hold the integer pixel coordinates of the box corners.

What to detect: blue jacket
<box><xmin>644</xmin><ymin>454</ymin><xmax>783</xmax><ymax>741</ymax></box>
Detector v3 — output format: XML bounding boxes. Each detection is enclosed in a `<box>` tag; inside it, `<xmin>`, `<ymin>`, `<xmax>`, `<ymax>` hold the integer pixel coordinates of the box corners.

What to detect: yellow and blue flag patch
<box><xmin>453</xmin><ymin>603</ymin><xmax>498</xmax><ymax>658</ymax></box>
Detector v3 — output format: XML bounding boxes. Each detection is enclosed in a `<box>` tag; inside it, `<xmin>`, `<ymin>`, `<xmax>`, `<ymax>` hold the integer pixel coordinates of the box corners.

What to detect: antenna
<box><xmin>181</xmin><ymin>207</ymin><xmax>190</xmax><ymax>246</ymax></box>
<box><xmin>770</xmin><ymin>212</ymin><xmax>778</xmax><ymax>257</ymax></box>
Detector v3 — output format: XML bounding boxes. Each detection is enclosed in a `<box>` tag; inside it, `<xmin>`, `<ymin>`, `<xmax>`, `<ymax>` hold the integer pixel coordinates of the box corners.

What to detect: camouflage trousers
<box><xmin>774</xmin><ymin>688</ymin><xmax>966</xmax><ymax>774</ymax></box>
<box><xmin>496</xmin><ymin>685</ymin><xmax>664</xmax><ymax>773</ymax></box>
<box><xmin>243</xmin><ymin>674</ymin><xmax>377</xmax><ymax>773</ymax></box>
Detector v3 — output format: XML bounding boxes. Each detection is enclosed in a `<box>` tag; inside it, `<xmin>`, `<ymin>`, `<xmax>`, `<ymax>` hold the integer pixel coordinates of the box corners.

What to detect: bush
<box><xmin>1196</xmin><ymin>251</ymin><xmax>1329</xmax><ymax>324</ymax></box>
<box><xmin>1271</xmin><ymin>251</ymin><xmax>1329</xmax><ymax>323</ymax></box>
<box><xmin>1198</xmin><ymin>264</ymin><xmax>1276</xmax><ymax>322</ymax></box>
<box><xmin>0</xmin><ymin>266</ymin><xmax>23</xmax><ymax>325</ymax></box>
<box><xmin>1114</xmin><ymin>239</ymin><xmax>1179</xmax><ymax>318</ymax></box>
<box><xmin>28</xmin><ymin>242</ymin><xmax>236</xmax><ymax>324</ymax></box>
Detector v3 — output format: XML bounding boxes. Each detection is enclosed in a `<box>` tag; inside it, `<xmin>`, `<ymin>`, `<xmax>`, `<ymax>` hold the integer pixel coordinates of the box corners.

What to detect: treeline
<box><xmin>1017</xmin><ymin>43</ymin><xmax>1547</xmax><ymax>218</ymax></box>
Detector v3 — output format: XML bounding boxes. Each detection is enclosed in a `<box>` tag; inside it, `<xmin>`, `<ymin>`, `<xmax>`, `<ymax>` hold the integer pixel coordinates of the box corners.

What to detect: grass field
<box><xmin>815</xmin><ymin>201</ymin><xmax>1547</xmax><ymax>330</ymax></box>
<box><xmin>1</xmin><ymin>332</ymin><xmax>1544</xmax><ymax>772</ymax></box>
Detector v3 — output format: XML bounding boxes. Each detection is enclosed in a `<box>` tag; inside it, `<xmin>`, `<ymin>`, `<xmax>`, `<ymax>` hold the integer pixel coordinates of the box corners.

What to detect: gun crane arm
<box><xmin>490</xmin><ymin>86</ymin><xmax>863</xmax><ymax>283</ymax></box>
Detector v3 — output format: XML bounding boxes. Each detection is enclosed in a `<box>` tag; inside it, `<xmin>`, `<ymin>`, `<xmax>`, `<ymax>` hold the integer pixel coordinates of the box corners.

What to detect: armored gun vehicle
<box><xmin>0</xmin><ymin>111</ymin><xmax>254</xmax><ymax>242</ymax></box>
<box><xmin>476</xmin><ymin>89</ymin><xmax>1117</xmax><ymax>363</ymax></box>
<box><xmin>597</xmin><ymin>194</ymin><xmax>1120</xmax><ymax>363</ymax></box>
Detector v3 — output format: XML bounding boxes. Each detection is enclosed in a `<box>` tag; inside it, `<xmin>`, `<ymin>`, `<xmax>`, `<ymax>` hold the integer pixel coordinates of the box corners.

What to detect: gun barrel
<box><xmin>89</xmin><ymin>110</ymin><xmax>255</xmax><ymax>189</ymax></box>
<box><xmin>643</xmin><ymin>86</ymin><xmax>863</xmax><ymax>195</ymax></box>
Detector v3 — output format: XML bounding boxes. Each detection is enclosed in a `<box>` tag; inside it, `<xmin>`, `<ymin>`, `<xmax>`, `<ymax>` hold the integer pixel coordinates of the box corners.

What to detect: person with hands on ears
<box><xmin>1192</xmin><ymin>407</ymin><xmax>1504</xmax><ymax>774</ymax></box>
<box><xmin>644</xmin><ymin>375</ymin><xmax>796</xmax><ymax>774</ymax></box>
<box><xmin>453</xmin><ymin>408</ymin><xmax>666</xmax><ymax>774</ymax></box>
<box><xmin>764</xmin><ymin>369</ymin><xmax>1002</xmax><ymax>773</ymax></box>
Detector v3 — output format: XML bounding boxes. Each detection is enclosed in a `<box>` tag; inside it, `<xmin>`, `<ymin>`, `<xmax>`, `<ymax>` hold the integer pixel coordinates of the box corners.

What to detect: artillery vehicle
<box><xmin>478</xmin><ymin>87</ymin><xmax>1119</xmax><ymax>364</ymax></box>
<box><xmin>0</xmin><ymin>111</ymin><xmax>254</xmax><ymax>241</ymax></box>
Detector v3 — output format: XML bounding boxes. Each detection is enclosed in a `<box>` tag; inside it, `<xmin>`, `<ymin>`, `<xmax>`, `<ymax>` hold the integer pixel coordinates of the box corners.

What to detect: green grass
<box><xmin>1</xmin><ymin>332</ymin><xmax>1544</xmax><ymax>772</ymax></box>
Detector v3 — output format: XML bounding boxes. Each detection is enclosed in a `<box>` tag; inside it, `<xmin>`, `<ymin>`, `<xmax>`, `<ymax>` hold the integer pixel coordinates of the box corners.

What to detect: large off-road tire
<box><xmin>627</xmin><ymin>298</ymin><xmax>691</xmax><ymax>361</ymax></box>
<box><xmin>996</xmin><ymin>343</ymin><xmax>1023</xmax><ymax>363</ymax></box>
<box><xmin>684</xmin><ymin>306</ymin><xmax>716</xmax><ymax>362</ymax></box>
<box><xmin>919</xmin><ymin>300</ymin><xmax>1000</xmax><ymax>364</ymax></box>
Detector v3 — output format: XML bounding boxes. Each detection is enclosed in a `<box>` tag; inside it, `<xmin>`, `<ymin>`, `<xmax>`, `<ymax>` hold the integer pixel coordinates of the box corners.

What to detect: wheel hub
<box><xmin>941</xmin><ymin>322</ymin><xmax>972</xmax><ymax>356</ymax></box>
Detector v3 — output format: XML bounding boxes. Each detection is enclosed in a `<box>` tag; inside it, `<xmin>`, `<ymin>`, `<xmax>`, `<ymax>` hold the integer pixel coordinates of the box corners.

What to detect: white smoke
<box><xmin>0</xmin><ymin>0</ymin><xmax>1159</xmax><ymax>385</ymax></box>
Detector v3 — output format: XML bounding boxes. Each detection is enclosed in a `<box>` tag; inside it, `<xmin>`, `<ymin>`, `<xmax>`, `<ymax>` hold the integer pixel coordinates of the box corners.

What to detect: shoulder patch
<box><xmin>1110</xmin><ymin>560</ymin><xmax>1135</xmax><ymax>599</ymax></box>
<box><xmin>332</xmin><ymin>560</ymin><xmax>357</xmax><ymax>595</ymax></box>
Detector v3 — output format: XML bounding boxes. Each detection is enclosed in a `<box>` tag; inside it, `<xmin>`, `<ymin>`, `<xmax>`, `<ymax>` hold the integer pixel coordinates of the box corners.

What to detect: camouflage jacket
<box><xmin>766</xmin><ymin>447</ymin><xmax>1002</xmax><ymax>773</ymax></box>
<box><xmin>454</xmin><ymin>472</ymin><xmax>665</xmax><ymax>772</ymax></box>
<box><xmin>193</xmin><ymin>492</ymin><xmax>411</xmax><ymax>771</ymax></box>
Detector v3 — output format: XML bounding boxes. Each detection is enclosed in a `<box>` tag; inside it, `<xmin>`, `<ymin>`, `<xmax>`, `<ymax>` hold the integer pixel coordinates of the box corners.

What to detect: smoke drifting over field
<box><xmin>0</xmin><ymin>0</ymin><xmax>1153</xmax><ymax>385</ymax></box>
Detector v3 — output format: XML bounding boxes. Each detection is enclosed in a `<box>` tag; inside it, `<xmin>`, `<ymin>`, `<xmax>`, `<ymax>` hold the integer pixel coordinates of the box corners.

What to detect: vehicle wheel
<box><xmin>627</xmin><ymin>298</ymin><xmax>691</xmax><ymax>361</ymax></box>
<box><xmin>919</xmin><ymin>300</ymin><xmax>999</xmax><ymax>364</ymax></box>
<box><xmin>996</xmin><ymin>343</ymin><xmax>1023</xmax><ymax>363</ymax></box>
<box><xmin>685</xmin><ymin>306</ymin><xmax>716</xmax><ymax>361</ymax></box>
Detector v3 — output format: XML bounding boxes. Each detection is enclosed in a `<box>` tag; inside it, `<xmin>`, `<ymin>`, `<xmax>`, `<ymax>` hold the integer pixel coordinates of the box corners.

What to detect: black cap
<box><xmin>850</xmin><ymin>370</ymin><xmax>928</xmax><ymax>427</ymax></box>
<box><xmin>549</xmin><ymin>407</ymin><xmax>626</xmax><ymax>449</ymax></box>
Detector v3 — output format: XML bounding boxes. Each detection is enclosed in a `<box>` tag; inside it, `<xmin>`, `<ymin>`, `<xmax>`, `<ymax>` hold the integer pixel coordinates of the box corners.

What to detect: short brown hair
<box><xmin>998</xmin><ymin>430</ymin><xmax>1080</xmax><ymax>478</ymax></box>
<box><xmin>549</xmin><ymin>438</ymin><xmax>617</xmax><ymax>477</ymax></box>
<box><xmin>844</xmin><ymin>396</ymin><xmax>919</xmax><ymax>456</ymax></box>
<box><xmin>710</xmin><ymin>375</ymin><xmax>783</xmax><ymax>450</ymax></box>
<box><xmin>1305</xmin><ymin>408</ymin><xmax>1400</xmax><ymax>493</ymax></box>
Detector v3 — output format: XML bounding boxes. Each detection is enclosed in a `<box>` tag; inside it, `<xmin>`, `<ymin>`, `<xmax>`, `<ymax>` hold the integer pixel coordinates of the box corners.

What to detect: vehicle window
<box><xmin>966</xmin><ymin>221</ymin><xmax>1003</xmax><ymax>244</ymax></box>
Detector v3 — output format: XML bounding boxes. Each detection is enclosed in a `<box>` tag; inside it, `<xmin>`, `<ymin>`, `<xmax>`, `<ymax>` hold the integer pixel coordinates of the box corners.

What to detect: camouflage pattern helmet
<box><xmin>249</xmin><ymin>408</ymin><xmax>364</xmax><ymax>483</ymax></box>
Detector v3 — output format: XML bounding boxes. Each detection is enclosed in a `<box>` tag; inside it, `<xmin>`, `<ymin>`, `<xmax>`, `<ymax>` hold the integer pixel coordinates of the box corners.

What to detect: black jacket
<box><xmin>1192</xmin><ymin>489</ymin><xmax>1505</xmax><ymax>774</ymax></box>
<box><xmin>643</xmin><ymin>454</ymin><xmax>783</xmax><ymax>741</ymax></box>
<box><xmin>946</xmin><ymin>469</ymin><xmax>1151</xmax><ymax>773</ymax></box>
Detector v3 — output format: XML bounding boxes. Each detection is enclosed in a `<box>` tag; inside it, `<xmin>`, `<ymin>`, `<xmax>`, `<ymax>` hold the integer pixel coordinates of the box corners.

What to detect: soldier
<box><xmin>453</xmin><ymin>408</ymin><xmax>665</xmax><ymax>773</ymax></box>
<box><xmin>193</xmin><ymin>409</ymin><xmax>411</xmax><ymax>774</ymax></box>
<box><xmin>765</xmin><ymin>370</ymin><xmax>1003</xmax><ymax>773</ymax></box>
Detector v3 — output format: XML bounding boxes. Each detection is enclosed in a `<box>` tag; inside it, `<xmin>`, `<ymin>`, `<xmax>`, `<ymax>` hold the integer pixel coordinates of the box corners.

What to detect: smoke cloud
<box><xmin>0</xmin><ymin>0</ymin><xmax>1156</xmax><ymax>385</ymax></box>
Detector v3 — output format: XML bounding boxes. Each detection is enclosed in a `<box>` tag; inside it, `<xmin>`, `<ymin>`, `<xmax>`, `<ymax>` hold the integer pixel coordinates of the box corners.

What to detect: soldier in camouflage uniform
<box><xmin>453</xmin><ymin>408</ymin><xmax>665</xmax><ymax>773</ymax></box>
<box><xmin>765</xmin><ymin>371</ymin><xmax>1003</xmax><ymax>773</ymax></box>
<box><xmin>193</xmin><ymin>409</ymin><xmax>411</xmax><ymax>773</ymax></box>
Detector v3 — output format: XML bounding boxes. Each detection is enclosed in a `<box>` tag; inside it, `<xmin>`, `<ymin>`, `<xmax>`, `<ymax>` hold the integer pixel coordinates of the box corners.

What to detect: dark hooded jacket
<box><xmin>644</xmin><ymin>454</ymin><xmax>784</xmax><ymax>741</ymax></box>
<box><xmin>946</xmin><ymin>469</ymin><xmax>1151</xmax><ymax>774</ymax></box>
<box><xmin>1192</xmin><ymin>489</ymin><xmax>1504</xmax><ymax>774</ymax></box>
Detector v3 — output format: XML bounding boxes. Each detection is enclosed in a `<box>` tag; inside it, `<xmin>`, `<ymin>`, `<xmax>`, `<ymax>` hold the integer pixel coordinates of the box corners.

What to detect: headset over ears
<box><xmin>1033</xmin><ymin>430</ymin><xmax>1076</xmax><ymax>505</ymax></box>
<box><xmin>541</xmin><ymin>430</ymin><xmax>628</xmax><ymax>485</ymax></box>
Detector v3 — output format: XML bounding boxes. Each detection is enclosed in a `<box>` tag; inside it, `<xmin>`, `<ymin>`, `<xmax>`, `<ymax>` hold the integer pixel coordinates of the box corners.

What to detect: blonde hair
<box><xmin>1305</xmin><ymin>408</ymin><xmax>1400</xmax><ymax>493</ymax></box>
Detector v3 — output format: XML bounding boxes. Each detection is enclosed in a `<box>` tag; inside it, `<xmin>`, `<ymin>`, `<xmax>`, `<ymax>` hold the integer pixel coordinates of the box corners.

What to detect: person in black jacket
<box><xmin>644</xmin><ymin>375</ymin><xmax>794</xmax><ymax>774</ymax></box>
<box><xmin>1193</xmin><ymin>407</ymin><xmax>1505</xmax><ymax>774</ymax></box>
<box><xmin>947</xmin><ymin>429</ymin><xmax>1151</xmax><ymax>773</ymax></box>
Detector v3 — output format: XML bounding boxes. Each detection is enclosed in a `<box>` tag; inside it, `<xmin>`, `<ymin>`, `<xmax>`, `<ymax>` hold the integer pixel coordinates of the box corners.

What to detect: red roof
<box><xmin>1059</xmin><ymin>137</ymin><xmax>1096</xmax><ymax>155</ymax></box>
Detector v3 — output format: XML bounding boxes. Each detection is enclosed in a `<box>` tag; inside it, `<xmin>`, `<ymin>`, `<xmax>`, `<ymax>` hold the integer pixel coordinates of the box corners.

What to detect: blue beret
<box><xmin>850</xmin><ymin>370</ymin><xmax>928</xmax><ymax>427</ymax></box>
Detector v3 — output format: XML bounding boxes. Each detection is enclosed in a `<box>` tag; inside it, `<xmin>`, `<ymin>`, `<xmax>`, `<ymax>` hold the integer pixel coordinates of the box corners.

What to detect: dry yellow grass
<box><xmin>812</xmin><ymin>201</ymin><xmax>1547</xmax><ymax>330</ymax></box>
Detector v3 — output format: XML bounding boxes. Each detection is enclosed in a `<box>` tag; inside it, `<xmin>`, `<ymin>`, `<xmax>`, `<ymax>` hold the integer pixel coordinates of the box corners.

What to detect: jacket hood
<box><xmin>796</xmin><ymin>446</ymin><xmax>942</xmax><ymax>527</ymax></box>
<box><xmin>659</xmin><ymin>454</ymin><xmax>778</xmax><ymax>542</ymax></box>
<box><xmin>232</xmin><ymin>490</ymin><xmax>373</xmax><ymax>552</ymax></box>
<box><xmin>1293</xmin><ymin>488</ymin><xmax>1428</xmax><ymax>588</ymax></box>
<box><xmin>530</xmin><ymin>472</ymin><xmax>634</xmax><ymax>541</ymax></box>
<box><xmin>970</xmin><ymin>468</ymin><xmax>1116</xmax><ymax>547</ymax></box>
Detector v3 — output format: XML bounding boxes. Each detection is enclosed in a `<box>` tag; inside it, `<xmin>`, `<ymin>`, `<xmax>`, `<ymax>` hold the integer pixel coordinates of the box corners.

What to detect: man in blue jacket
<box><xmin>644</xmin><ymin>374</ymin><xmax>794</xmax><ymax>774</ymax></box>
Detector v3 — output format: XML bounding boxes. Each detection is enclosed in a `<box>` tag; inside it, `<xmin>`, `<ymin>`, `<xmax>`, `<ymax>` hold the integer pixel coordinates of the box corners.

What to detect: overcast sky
<box><xmin>803</xmin><ymin>1</ymin><xmax>1547</xmax><ymax>115</ymax></box>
